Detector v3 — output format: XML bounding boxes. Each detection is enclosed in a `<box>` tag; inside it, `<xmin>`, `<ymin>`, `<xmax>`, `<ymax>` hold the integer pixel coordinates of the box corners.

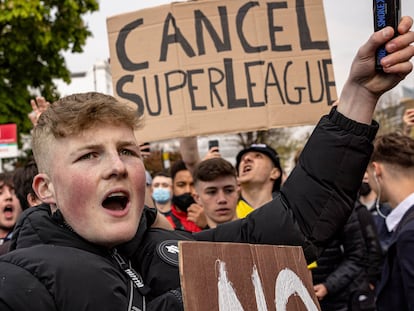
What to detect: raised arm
<box><xmin>337</xmin><ymin>16</ymin><xmax>414</xmax><ymax>124</ymax></box>
<box><xmin>195</xmin><ymin>17</ymin><xmax>414</xmax><ymax>262</ymax></box>
<box><xmin>179</xmin><ymin>137</ymin><xmax>201</xmax><ymax>173</ymax></box>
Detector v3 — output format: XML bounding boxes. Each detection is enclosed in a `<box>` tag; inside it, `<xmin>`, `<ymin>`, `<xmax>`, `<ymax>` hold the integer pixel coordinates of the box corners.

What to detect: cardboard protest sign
<box><xmin>179</xmin><ymin>241</ymin><xmax>320</xmax><ymax>311</ymax></box>
<box><xmin>107</xmin><ymin>0</ymin><xmax>335</xmax><ymax>142</ymax></box>
<box><xmin>401</xmin><ymin>97</ymin><xmax>414</xmax><ymax>110</ymax></box>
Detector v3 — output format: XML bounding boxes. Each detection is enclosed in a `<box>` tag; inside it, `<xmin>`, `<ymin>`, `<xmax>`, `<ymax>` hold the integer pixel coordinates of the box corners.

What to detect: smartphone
<box><xmin>373</xmin><ymin>0</ymin><xmax>401</xmax><ymax>71</ymax></box>
<box><xmin>208</xmin><ymin>139</ymin><xmax>219</xmax><ymax>151</ymax></box>
<box><xmin>140</xmin><ymin>142</ymin><xmax>151</xmax><ymax>153</ymax></box>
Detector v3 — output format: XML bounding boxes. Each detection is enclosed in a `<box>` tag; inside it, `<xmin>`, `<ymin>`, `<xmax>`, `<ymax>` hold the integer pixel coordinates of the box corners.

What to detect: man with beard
<box><xmin>166</xmin><ymin>160</ymin><xmax>207</xmax><ymax>232</ymax></box>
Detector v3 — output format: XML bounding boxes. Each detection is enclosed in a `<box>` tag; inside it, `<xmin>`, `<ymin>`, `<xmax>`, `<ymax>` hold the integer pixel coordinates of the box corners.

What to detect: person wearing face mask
<box><xmin>358</xmin><ymin>171</ymin><xmax>392</xmax><ymax>253</ymax></box>
<box><xmin>166</xmin><ymin>160</ymin><xmax>207</xmax><ymax>232</ymax></box>
<box><xmin>150</xmin><ymin>171</ymin><xmax>173</xmax><ymax>215</ymax></box>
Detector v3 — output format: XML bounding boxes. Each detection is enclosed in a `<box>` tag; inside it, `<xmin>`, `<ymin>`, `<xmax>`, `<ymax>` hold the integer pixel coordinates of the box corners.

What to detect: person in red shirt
<box><xmin>165</xmin><ymin>160</ymin><xmax>207</xmax><ymax>232</ymax></box>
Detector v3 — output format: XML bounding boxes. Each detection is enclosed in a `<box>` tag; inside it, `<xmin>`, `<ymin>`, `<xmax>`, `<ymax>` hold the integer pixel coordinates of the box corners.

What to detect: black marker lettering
<box><xmin>116</xmin><ymin>75</ymin><xmax>145</xmax><ymax>116</ymax></box>
<box><xmin>195</xmin><ymin>7</ymin><xmax>231</xmax><ymax>55</ymax></box>
<box><xmin>267</xmin><ymin>2</ymin><xmax>291</xmax><ymax>52</ymax></box>
<box><xmin>159</xmin><ymin>13</ymin><xmax>196</xmax><ymax>61</ymax></box>
<box><xmin>116</xmin><ymin>18</ymin><xmax>149</xmax><ymax>71</ymax></box>
<box><xmin>236</xmin><ymin>2</ymin><xmax>268</xmax><ymax>53</ymax></box>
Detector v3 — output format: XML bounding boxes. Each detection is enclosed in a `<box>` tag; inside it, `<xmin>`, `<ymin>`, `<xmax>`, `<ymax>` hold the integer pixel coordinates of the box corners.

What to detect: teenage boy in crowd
<box><xmin>0</xmin><ymin>17</ymin><xmax>413</xmax><ymax>311</ymax></box>
<box><xmin>367</xmin><ymin>132</ymin><xmax>414</xmax><ymax>310</ymax></box>
<box><xmin>192</xmin><ymin>158</ymin><xmax>239</xmax><ymax>228</ymax></box>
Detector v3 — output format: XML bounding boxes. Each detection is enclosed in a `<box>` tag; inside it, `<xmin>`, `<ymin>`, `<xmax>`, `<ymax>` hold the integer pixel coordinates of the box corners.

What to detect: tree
<box><xmin>0</xmin><ymin>0</ymin><xmax>99</xmax><ymax>135</ymax></box>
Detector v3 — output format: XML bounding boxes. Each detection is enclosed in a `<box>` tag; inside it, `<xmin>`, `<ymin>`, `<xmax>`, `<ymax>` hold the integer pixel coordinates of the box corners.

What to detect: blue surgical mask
<box><xmin>152</xmin><ymin>188</ymin><xmax>171</xmax><ymax>204</ymax></box>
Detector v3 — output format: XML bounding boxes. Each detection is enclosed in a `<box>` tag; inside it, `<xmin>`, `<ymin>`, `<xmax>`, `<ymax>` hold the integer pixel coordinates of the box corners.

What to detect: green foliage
<box><xmin>0</xmin><ymin>0</ymin><xmax>99</xmax><ymax>135</ymax></box>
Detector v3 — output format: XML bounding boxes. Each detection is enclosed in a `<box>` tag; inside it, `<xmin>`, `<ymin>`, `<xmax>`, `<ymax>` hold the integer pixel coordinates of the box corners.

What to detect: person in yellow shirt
<box><xmin>235</xmin><ymin>144</ymin><xmax>283</xmax><ymax>218</ymax></box>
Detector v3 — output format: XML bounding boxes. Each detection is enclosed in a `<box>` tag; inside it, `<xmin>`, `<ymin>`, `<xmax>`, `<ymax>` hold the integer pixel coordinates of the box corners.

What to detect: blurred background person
<box><xmin>358</xmin><ymin>171</ymin><xmax>392</xmax><ymax>253</ymax></box>
<box><xmin>150</xmin><ymin>171</ymin><xmax>173</xmax><ymax>215</ymax></box>
<box><xmin>0</xmin><ymin>172</ymin><xmax>22</xmax><ymax>255</ymax></box>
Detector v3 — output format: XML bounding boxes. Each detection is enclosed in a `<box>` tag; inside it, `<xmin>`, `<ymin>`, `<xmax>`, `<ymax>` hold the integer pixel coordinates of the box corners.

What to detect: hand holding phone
<box><xmin>208</xmin><ymin>139</ymin><xmax>219</xmax><ymax>152</ymax></box>
<box><xmin>373</xmin><ymin>0</ymin><xmax>401</xmax><ymax>71</ymax></box>
<box><xmin>139</xmin><ymin>142</ymin><xmax>151</xmax><ymax>158</ymax></box>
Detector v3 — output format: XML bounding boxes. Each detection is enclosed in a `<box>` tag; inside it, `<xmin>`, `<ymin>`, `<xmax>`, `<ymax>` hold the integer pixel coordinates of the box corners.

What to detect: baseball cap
<box><xmin>236</xmin><ymin>144</ymin><xmax>281</xmax><ymax>171</ymax></box>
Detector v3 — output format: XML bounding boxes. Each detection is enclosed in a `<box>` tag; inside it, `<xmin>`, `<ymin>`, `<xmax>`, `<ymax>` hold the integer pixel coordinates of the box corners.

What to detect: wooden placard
<box><xmin>179</xmin><ymin>241</ymin><xmax>320</xmax><ymax>310</ymax></box>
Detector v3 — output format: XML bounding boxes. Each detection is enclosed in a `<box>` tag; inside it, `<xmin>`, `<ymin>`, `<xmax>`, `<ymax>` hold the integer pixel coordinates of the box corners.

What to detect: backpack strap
<box><xmin>112</xmin><ymin>249</ymin><xmax>150</xmax><ymax>311</ymax></box>
<box><xmin>164</xmin><ymin>211</ymin><xmax>185</xmax><ymax>231</ymax></box>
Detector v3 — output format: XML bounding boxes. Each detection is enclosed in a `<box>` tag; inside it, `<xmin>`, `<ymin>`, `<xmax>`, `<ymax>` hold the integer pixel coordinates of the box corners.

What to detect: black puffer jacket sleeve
<box><xmin>354</xmin><ymin>203</ymin><xmax>384</xmax><ymax>285</ymax></box>
<box><xmin>147</xmin><ymin>289</ymin><xmax>184</xmax><ymax>311</ymax></box>
<box><xmin>195</xmin><ymin>108</ymin><xmax>378</xmax><ymax>263</ymax></box>
<box><xmin>0</xmin><ymin>261</ymin><xmax>56</xmax><ymax>311</ymax></box>
<box><xmin>318</xmin><ymin>210</ymin><xmax>366</xmax><ymax>295</ymax></box>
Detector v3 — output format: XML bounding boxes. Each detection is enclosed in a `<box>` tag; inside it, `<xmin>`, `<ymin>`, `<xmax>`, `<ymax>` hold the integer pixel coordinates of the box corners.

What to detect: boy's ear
<box><xmin>193</xmin><ymin>192</ymin><xmax>201</xmax><ymax>206</ymax></box>
<box><xmin>26</xmin><ymin>193</ymin><xmax>42</xmax><ymax>208</ymax></box>
<box><xmin>32</xmin><ymin>174</ymin><xmax>56</xmax><ymax>204</ymax></box>
<box><xmin>371</xmin><ymin>161</ymin><xmax>383</xmax><ymax>179</ymax></box>
<box><xmin>270</xmin><ymin>167</ymin><xmax>281</xmax><ymax>181</ymax></box>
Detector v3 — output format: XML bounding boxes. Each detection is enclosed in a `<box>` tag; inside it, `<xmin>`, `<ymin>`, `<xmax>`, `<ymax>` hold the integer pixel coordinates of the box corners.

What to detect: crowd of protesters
<box><xmin>0</xmin><ymin>16</ymin><xmax>413</xmax><ymax>311</ymax></box>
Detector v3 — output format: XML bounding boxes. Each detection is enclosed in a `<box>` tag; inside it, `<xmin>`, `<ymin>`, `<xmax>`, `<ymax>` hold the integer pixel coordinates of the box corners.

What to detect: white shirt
<box><xmin>386</xmin><ymin>192</ymin><xmax>414</xmax><ymax>232</ymax></box>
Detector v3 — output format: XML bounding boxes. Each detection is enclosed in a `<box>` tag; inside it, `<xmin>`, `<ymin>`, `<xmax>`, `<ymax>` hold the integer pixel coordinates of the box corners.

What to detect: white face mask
<box><xmin>152</xmin><ymin>188</ymin><xmax>171</xmax><ymax>204</ymax></box>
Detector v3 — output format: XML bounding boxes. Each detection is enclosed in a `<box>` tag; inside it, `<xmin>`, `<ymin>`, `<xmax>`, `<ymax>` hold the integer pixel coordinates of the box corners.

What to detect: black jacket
<box><xmin>376</xmin><ymin>205</ymin><xmax>414</xmax><ymax>311</ymax></box>
<box><xmin>0</xmin><ymin>108</ymin><xmax>378</xmax><ymax>310</ymax></box>
<box><xmin>355</xmin><ymin>202</ymin><xmax>385</xmax><ymax>287</ymax></box>
<box><xmin>311</xmin><ymin>210</ymin><xmax>368</xmax><ymax>310</ymax></box>
<box><xmin>0</xmin><ymin>205</ymin><xmax>183</xmax><ymax>311</ymax></box>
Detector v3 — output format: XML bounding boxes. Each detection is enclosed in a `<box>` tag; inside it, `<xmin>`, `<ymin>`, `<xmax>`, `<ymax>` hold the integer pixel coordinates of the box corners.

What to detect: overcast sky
<box><xmin>64</xmin><ymin>0</ymin><xmax>414</xmax><ymax>94</ymax></box>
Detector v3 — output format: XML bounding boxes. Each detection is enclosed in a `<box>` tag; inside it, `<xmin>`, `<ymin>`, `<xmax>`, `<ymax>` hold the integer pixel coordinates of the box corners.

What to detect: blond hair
<box><xmin>32</xmin><ymin>92</ymin><xmax>141</xmax><ymax>173</ymax></box>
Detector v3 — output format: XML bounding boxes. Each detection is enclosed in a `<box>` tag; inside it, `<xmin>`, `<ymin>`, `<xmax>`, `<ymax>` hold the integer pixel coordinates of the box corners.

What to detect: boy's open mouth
<box><xmin>102</xmin><ymin>192</ymin><xmax>128</xmax><ymax>210</ymax></box>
